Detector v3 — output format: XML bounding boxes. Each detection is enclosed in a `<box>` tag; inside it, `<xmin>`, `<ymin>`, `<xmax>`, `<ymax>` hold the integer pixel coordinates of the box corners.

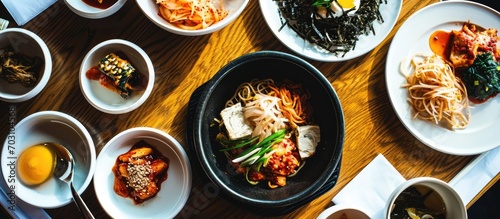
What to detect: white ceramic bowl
<box><xmin>94</xmin><ymin>127</ymin><xmax>192</xmax><ymax>219</ymax></box>
<box><xmin>0</xmin><ymin>28</ymin><xmax>52</xmax><ymax>102</ymax></box>
<box><xmin>79</xmin><ymin>39</ymin><xmax>155</xmax><ymax>114</ymax></box>
<box><xmin>317</xmin><ymin>204</ymin><xmax>370</xmax><ymax>219</ymax></box>
<box><xmin>137</xmin><ymin>0</ymin><xmax>249</xmax><ymax>36</ymax></box>
<box><xmin>0</xmin><ymin>111</ymin><xmax>96</xmax><ymax>208</ymax></box>
<box><xmin>385</xmin><ymin>177</ymin><xmax>467</xmax><ymax>219</ymax></box>
<box><xmin>64</xmin><ymin>0</ymin><xmax>127</xmax><ymax>19</ymax></box>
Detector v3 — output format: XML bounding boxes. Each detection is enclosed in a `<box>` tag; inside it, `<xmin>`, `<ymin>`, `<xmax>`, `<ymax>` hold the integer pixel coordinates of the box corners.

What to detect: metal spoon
<box><xmin>50</xmin><ymin>142</ymin><xmax>95</xmax><ymax>219</ymax></box>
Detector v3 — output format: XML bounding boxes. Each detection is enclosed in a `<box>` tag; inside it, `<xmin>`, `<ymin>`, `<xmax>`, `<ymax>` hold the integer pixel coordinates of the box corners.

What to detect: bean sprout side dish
<box><xmin>400</xmin><ymin>53</ymin><xmax>470</xmax><ymax>130</ymax></box>
<box><xmin>214</xmin><ymin>79</ymin><xmax>321</xmax><ymax>188</ymax></box>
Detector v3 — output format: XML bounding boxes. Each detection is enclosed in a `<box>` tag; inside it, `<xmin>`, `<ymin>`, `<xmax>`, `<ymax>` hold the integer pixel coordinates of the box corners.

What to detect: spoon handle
<box><xmin>70</xmin><ymin>182</ymin><xmax>95</xmax><ymax>219</ymax></box>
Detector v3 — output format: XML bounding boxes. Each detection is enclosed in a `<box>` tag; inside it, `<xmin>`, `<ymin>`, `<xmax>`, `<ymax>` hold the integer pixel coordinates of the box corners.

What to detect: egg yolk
<box><xmin>17</xmin><ymin>144</ymin><xmax>56</xmax><ymax>186</ymax></box>
<box><xmin>337</xmin><ymin>0</ymin><xmax>356</xmax><ymax>8</ymax></box>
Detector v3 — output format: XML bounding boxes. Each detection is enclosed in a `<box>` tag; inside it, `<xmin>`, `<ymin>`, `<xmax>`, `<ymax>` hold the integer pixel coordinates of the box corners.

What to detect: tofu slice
<box><xmin>295</xmin><ymin>125</ymin><xmax>321</xmax><ymax>159</ymax></box>
<box><xmin>220</xmin><ymin>103</ymin><xmax>253</xmax><ymax>140</ymax></box>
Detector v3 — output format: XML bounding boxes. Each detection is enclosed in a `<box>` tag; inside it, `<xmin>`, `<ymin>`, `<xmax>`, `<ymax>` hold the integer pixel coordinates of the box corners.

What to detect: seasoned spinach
<box><xmin>461</xmin><ymin>53</ymin><xmax>500</xmax><ymax>100</ymax></box>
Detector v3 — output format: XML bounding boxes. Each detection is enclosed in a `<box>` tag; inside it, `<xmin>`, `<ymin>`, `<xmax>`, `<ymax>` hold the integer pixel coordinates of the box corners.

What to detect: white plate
<box><xmin>93</xmin><ymin>127</ymin><xmax>192</xmax><ymax>219</ymax></box>
<box><xmin>386</xmin><ymin>1</ymin><xmax>500</xmax><ymax>155</ymax></box>
<box><xmin>259</xmin><ymin>0</ymin><xmax>402</xmax><ymax>62</ymax></box>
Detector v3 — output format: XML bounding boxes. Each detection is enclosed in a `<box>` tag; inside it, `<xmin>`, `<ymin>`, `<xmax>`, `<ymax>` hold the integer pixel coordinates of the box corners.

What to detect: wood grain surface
<box><xmin>0</xmin><ymin>0</ymin><xmax>491</xmax><ymax>218</ymax></box>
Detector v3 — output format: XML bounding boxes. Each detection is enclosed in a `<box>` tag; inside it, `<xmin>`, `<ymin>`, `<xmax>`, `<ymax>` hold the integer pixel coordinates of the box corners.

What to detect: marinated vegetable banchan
<box><xmin>112</xmin><ymin>140</ymin><xmax>170</xmax><ymax>204</ymax></box>
<box><xmin>86</xmin><ymin>52</ymin><xmax>145</xmax><ymax>99</ymax></box>
<box><xmin>0</xmin><ymin>46</ymin><xmax>43</xmax><ymax>87</ymax></box>
<box><xmin>215</xmin><ymin>79</ymin><xmax>320</xmax><ymax>188</ymax></box>
<box><xmin>155</xmin><ymin>0</ymin><xmax>228</xmax><ymax>30</ymax></box>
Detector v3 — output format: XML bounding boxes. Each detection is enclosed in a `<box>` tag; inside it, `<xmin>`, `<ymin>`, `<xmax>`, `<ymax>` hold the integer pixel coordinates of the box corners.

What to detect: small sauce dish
<box><xmin>79</xmin><ymin>39</ymin><xmax>155</xmax><ymax>114</ymax></box>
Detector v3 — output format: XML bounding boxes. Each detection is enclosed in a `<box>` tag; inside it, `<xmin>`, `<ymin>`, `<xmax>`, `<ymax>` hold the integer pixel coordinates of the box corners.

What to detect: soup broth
<box><xmin>390</xmin><ymin>185</ymin><xmax>446</xmax><ymax>219</ymax></box>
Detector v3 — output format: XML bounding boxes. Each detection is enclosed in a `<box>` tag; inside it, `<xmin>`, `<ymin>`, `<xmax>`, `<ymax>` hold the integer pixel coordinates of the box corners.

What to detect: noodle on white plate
<box><xmin>400</xmin><ymin>53</ymin><xmax>471</xmax><ymax>129</ymax></box>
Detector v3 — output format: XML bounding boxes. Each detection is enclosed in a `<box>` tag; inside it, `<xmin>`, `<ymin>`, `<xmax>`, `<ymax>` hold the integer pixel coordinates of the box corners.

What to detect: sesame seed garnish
<box><xmin>126</xmin><ymin>160</ymin><xmax>152</xmax><ymax>192</ymax></box>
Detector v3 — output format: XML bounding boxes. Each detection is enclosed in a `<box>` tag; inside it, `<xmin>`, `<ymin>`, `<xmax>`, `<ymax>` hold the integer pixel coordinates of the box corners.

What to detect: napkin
<box><xmin>449</xmin><ymin>146</ymin><xmax>500</xmax><ymax>206</ymax></box>
<box><xmin>1</xmin><ymin>0</ymin><xmax>57</xmax><ymax>26</ymax></box>
<box><xmin>331</xmin><ymin>154</ymin><xmax>406</xmax><ymax>219</ymax></box>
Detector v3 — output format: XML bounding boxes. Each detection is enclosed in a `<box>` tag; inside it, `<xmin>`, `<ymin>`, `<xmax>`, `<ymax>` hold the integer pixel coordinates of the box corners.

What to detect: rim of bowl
<box><xmin>385</xmin><ymin>177</ymin><xmax>467</xmax><ymax>219</ymax></box>
<box><xmin>94</xmin><ymin>127</ymin><xmax>192</xmax><ymax>218</ymax></box>
<box><xmin>317</xmin><ymin>204</ymin><xmax>371</xmax><ymax>219</ymax></box>
<box><xmin>1</xmin><ymin>110</ymin><xmax>96</xmax><ymax>208</ymax></box>
<box><xmin>0</xmin><ymin>28</ymin><xmax>52</xmax><ymax>103</ymax></box>
<box><xmin>193</xmin><ymin>50</ymin><xmax>345</xmax><ymax>208</ymax></box>
<box><xmin>79</xmin><ymin>39</ymin><xmax>155</xmax><ymax>114</ymax></box>
<box><xmin>136</xmin><ymin>0</ymin><xmax>250</xmax><ymax>36</ymax></box>
<box><xmin>64</xmin><ymin>0</ymin><xmax>127</xmax><ymax>19</ymax></box>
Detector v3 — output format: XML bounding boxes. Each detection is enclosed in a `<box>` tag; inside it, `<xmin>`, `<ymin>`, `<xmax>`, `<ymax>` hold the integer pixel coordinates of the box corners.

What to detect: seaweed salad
<box><xmin>276</xmin><ymin>0</ymin><xmax>387</xmax><ymax>57</ymax></box>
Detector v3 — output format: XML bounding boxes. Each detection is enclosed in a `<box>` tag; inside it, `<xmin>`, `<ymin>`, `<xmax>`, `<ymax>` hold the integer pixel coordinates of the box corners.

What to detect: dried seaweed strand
<box><xmin>276</xmin><ymin>0</ymin><xmax>387</xmax><ymax>57</ymax></box>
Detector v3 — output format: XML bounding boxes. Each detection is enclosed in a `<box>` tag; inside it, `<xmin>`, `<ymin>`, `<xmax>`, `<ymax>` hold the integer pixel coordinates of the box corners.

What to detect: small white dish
<box><xmin>259</xmin><ymin>0</ymin><xmax>402</xmax><ymax>62</ymax></box>
<box><xmin>94</xmin><ymin>127</ymin><xmax>192</xmax><ymax>219</ymax></box>
<box><xmin>79</xmin><ymin>39</ymin><xmax>155</xmax><ymax>114</ymax></box>
<box><xmin>64</xmin><ymin>0</ymin><xmax>127</xmax><ymax>19</ymax></box>
<box><xmin>385</xmin><ymin>1</ymin><xmax>500</xmax><ymax>155</ymax></box>
<box><xmin>385</xmin><ymin>177</ymin><xmax>467</xmax><ymax>219</ymax></box>
<box><xmin>0</xmin><ymin>28</ymin><xmax>52</xmax><ymax>103</ymax></box>
<box><xmin>0</xmin><ymin>111</ymin><xmax>96</xmax><ymax>208</ymax></box>
<box><xmin>317</xmin><ymin>204</ymin><xmax>370</xmax><ymax>219</ymax></box>
<box><xmin>136</xmin><ymin>0</ymin><xmax>249</xmax><ymax>36</ymax></box>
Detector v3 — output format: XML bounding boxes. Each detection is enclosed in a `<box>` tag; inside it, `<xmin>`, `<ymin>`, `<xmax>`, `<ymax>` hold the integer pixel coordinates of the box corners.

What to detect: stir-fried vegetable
<box><xmin>461</xmin><ymin>53</ymin><xmax>500</xmax><ymax>100</ymax></box>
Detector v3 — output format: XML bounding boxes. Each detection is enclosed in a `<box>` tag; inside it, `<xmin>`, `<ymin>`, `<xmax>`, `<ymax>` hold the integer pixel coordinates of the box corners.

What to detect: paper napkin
<box><xmin>1</xmin><ymin>0</ymin><xmax>57</xmax><ymax>26</ymax></box>
<box><xmin>332</xmin><ymin>154</ymin><xmax>406</xmax><ymax>219</ymax></box>
<box><xmin>449</xmin><ymin>146</ymin><xmax>500</xmax><ymax>206</ymax></box>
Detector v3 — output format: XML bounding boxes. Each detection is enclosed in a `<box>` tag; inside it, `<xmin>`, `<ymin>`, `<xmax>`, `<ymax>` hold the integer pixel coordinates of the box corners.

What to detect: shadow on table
<box><xmin>467</xmin><ymin>179</ymin><xmax>500</xmax><ymax>218</ymax></box>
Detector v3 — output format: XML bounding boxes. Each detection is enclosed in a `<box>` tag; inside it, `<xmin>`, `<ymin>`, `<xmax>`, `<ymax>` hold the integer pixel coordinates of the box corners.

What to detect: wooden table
<box><xmin>0</xmin><ymin>0</ymin><xmax>496</xmax><ymax>218</ymax></box>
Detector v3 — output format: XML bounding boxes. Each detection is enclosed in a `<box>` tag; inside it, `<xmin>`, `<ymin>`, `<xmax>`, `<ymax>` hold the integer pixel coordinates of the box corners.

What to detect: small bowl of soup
<box><xmin>385</xmin><ymin>177</ymin><xmax>467</xmax><ymax>219</ymax></box>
